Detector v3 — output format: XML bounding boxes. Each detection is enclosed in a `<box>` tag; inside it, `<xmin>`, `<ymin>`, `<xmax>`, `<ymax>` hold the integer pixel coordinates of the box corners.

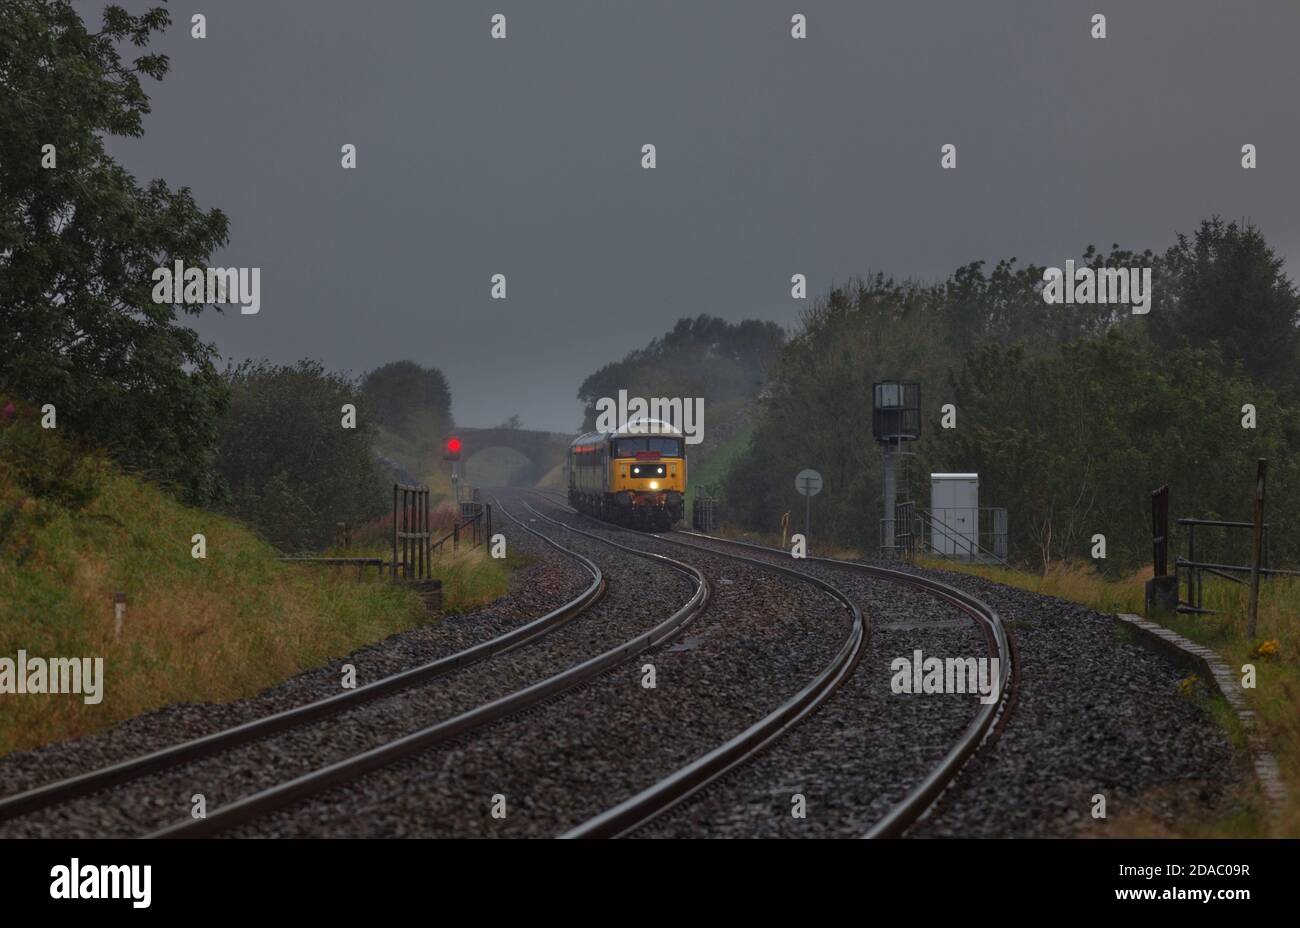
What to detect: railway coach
<box><xmin>568</xmin><ymin>420</ymin><xmax>686</xmax><ymax>529</ymax></box>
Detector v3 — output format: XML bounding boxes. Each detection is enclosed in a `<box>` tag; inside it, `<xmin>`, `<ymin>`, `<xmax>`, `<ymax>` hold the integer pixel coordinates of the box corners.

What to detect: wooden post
<box><xmin>1151</xmin><ymin>485</ymin><xmax>1168</xmax><ymax>577</ymax></box>
<box><xmin>1247</xmin><ymin>459</ymin><xmax>1267</xmax><ymax>639</ymax></box>
<box><xmin>392</xmin><ymin>484</ymin><xmax>398</xmax><ymax>580</ymax></box>
<box><xmin>424</xmin><ymin>490</ymin><xmax>431</xmax><ymax>578</ymax></box>
<box><xmin>1145</xmin><ymin>485</ymin><xmax>1178</xmax><ymax>617</ymax></box>
<box><xmin>114</xmin><ymin>592</ymin><xmax>126</xmax><ymax>637</ymax></box>
<box><xmin>402</xmin><ymin>488</ymin><xmax>410</xmax><ymax>580</ymax></box>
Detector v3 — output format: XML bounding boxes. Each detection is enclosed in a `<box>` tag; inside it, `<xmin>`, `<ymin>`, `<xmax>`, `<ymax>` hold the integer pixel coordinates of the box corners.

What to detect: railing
<box><xmin>894</xmin><ymin>500</ymin><xmax>916</xmax><ymax>560</ymax></box>
<box><xmin>1173</xmin><ymin>517</ymin><xmax>1297</xmax><ymax>613</ymax></box>
<box><xmin>278</xmin><ymin>520</ymin><xmax>385</xmax><ymax>579</ymax></box>
<box><xmin>890</xmin><ymin>503</ymin><xmax>1009</xmax><ymax>566</ymax></box>
<box><xmin>431</xmin><ymin>499</ymin><xmax>491</xmax><ymax>557</ymax></box>
<box><xmin>277</xmin><ymin>556</ymin><xmax>385</xmax><ymax>579</ymax></box>
<box><xmin>279</xmin><ymin>485</ymin><xmax>490</xmax><ymax>585</ymax></box>
<box><xmin>1149</xmin><ymin>465</ymin><xmax>1295</xmax><ymax>622</ymax></box>
<box><xmin>692</xmin><ymin>485</ymin><xmax>719</xmax><ymax>533</ymax></box>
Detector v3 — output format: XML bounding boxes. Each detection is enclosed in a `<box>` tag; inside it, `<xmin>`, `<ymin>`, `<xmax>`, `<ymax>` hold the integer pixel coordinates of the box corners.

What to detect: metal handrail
<box><xmin>909</xmin><ymin>506</ymin><xmax>1010</xmax><ymax>568</ymax></box>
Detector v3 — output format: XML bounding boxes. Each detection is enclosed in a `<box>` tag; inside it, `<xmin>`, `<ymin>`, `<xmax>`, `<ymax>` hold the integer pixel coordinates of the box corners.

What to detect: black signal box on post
<box><xmin>872</xmin><ymin>382</ymin><xmax>921</xmax><ymax>443</ymax></box>
<box><xmin>444</xmin><ymin>436</ymin><xmax>462</xmax><ymax>462</ymax></box>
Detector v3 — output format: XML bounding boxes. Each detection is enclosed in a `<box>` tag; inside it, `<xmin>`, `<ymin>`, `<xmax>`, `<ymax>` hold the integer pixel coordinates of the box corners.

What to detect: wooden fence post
<box><xmin>402</xmin><ymin>487</ymin><xmax>410</xmax><ymax>580</ymax></box>
<box><xmin>391</xmin><ymin>484</ymin><xmax>398</xmax><ymax>580</ymax></box>
<box><xmin>1247</xmin><ymin>459</ymin><xmax>1267</xmax><ymax>639</ymax></box>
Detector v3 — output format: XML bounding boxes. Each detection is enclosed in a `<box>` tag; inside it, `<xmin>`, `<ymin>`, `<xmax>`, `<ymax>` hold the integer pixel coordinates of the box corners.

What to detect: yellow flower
<box><xmin>1252</xmin><ymin>639</ymin><xmax>1280</xmax><ymax>659</ymax></box>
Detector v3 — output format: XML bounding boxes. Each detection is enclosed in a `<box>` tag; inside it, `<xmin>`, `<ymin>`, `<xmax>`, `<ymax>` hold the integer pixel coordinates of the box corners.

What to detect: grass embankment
<box><xmin>375</xmin><ymin>410</ymin><xmax>456</xmax><ymax>502</ymax></box>
<box><xmin>0</xmin><ymin>411</ymin><xmax>513</xmax><ymax>756</ymax></box>
<box><xmin>686</xmin><ymin>424</ymin><xmax>753</xmax><ymax>524</ymax></box>
<box><xmin>916</xmin><ymin>557</ymin><xmax>1300</xmax><ymax>836</ymax></box>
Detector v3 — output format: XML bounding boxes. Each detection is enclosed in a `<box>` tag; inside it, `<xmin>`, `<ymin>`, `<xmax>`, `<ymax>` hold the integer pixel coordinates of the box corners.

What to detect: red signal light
<box><xmin>444</xmin><ymin>436</ymin><xmax>462</xmax><ymax>461</ymax></box>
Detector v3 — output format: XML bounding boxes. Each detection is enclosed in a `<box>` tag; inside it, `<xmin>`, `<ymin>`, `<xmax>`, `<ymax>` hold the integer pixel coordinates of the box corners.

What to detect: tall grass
<box><xmin>0</xmin><ymin>415</ymin><xmax>513</xmax><ymax>756</ymax></box>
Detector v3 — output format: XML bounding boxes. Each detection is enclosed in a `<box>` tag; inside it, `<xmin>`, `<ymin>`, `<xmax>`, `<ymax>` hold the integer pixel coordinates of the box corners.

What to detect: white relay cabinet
<box><xmin>930</xmin><ymin>473</ymin><xmax>979</xmax><ymax>557</ymax></box>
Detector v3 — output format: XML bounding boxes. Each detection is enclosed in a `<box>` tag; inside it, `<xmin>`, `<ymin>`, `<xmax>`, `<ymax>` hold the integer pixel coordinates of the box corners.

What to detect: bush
<box><xmin>214</xmin><ymin>361</ymin><xmax>388</xmax><ymax>551</ymax></box>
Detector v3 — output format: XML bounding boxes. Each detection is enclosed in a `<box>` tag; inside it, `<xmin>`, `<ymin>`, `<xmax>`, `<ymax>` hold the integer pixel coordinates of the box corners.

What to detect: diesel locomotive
<box><xmin>567</xmin><ymin>421</ymin><xmax>687</xmax><ymax>529</ymax></box>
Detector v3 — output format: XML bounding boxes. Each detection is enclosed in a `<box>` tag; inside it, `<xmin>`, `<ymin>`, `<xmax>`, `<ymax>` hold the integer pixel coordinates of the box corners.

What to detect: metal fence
<box><xmin>692</xmin><ymin>485</ymin><xmax>719</xmax><ymax>533</ymax></box>
<box><xmin>444</xmin><ymin>499</ymin><xmax>491</xmax><ymax>553</ymax></box>
<box><xmin>891</xmin><ymin>502</ymin><xmax>1008</xmax><ymax>565</ymax></box>
<box><xmin>1172</xmin><ymin>517</ymin><xmax>1298</xmax><ymax>613</ymax></box>
<box><xmin>1150</xmin><ymin>467</ymin><xmax>1297</xmax><ymax>621</ymax></box>
<box><xmin>279</xmin><ymin>485</ymin><xmax>490</xmax><ymax>585</ymax></box>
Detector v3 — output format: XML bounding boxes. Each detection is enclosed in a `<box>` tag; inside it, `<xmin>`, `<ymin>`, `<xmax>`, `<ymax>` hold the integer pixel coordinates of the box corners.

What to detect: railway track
<box><xmin>145</xmin><ymin>496</ymin><xmax>711</xmax><ymax>837</ymax></box>
<box><xmin>666</xmin><ymin>527</ymin><xmax>1016</xmax><ymax>838</ymax></box>
<box><xmin>0</xmin><ymin>496</ymin><xmax>608</xmax><ymax>831</ymax></box>
<box><xmin>513</xmin><ymin>494</ymin><xmax>866</xmax><ymax>838</ymax></box>
<box><xmin>2</xmin><ymin>489</ymin><xmax>1013</xmax><ymax>839</ymax></box>
<box><xmin>528</xmin><ymin>489</ymin><xmax>1015</xmax><ymax>838</ymax></box>
<box><xmin>211</xmin><ymin>494</ymin><xmax>862</xmax><ymax>838</ymax></box>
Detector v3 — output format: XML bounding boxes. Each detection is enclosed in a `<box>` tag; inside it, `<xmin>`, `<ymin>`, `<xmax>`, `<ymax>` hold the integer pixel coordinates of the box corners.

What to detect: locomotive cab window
<box><xmin>613</xmin><ymin>437</ymin><xmax>684</xmax><ymax>458</ymax></box>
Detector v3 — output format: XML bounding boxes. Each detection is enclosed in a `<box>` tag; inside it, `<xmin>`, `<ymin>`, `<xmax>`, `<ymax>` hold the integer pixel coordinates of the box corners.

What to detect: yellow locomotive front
<box><xmin>568</xmin><ymin>423</ymin><xmax>687</xmax><ymax>529</ymax></box>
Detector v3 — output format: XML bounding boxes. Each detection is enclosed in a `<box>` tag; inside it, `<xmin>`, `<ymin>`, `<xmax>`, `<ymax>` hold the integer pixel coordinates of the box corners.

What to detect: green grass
<box><xmin>0</xmin><ymin>410</ymin><xmax>513</xmax><ymax>756</ymax></box>
<box><xmin>687</xmin><ymin>423</ymin><xmax>754</xmax><ymax>523</ymax></box>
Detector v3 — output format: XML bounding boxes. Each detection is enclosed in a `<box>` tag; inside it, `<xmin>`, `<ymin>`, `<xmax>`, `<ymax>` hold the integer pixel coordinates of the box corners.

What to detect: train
<box><xmin>567</xmin><ymin>420</ymin><xmax>687</xmax><ymax>529</ymax></box>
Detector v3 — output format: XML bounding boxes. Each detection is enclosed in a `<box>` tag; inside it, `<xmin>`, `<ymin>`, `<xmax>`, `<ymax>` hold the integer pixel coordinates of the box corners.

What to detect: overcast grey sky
<box><xmin>88</xmin><ymin>1</ymin><xmax>1300</xmax><ymax>432</ymax></box>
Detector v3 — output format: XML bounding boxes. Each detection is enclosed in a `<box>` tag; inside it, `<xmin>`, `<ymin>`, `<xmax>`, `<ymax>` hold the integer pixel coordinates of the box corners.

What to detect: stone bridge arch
<box><xmin>455</xmin><ymin>428</ymin><xmax>575</xmax><ymax>487</ymax></box>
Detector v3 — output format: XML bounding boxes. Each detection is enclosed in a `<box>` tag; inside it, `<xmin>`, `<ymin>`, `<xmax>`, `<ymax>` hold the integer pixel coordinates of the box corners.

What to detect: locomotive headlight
<box><xmin>649</xmin><ymin>481</ymin><xmax>659</xmax><ymax>490</ymax></box>
<box><xmin>633</xmin><ymin>466</ymin><xmax>640</xmax><ymax>475</ymax></box>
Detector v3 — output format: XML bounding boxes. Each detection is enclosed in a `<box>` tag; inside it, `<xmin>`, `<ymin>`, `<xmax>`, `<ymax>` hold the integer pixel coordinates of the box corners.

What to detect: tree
<box><xmin>215</xmin><ymin>360</ymin><xmax>388</xmax><ymax>551</ymax></box>
<box><xmin>361</xmin><ymin>360</ymin><xmax>453</xmax><ymax>435</ymax></box>
<box><xmin>576</xmin><ymin>314</ymin><xmax>785</xmax><ymax>430</ymax></box>
<box><xmin>0</xmin><ymin>2</ymin><xmax>232</xmax><ymax>501</ymax></box>
<box><xmin>946</xmin><ymin>331</ymin><xmax>1296</xmax><ymax>572</ymax></box>
<box><xmin>1149</xmin><ymin>218</ymin><xmax>1300</xmax><ymax>394</ymax></box>
<box><xmin>723</xmin><ymin>229</ymin><xmax>1300</xmax><ymax>568</ymax></box>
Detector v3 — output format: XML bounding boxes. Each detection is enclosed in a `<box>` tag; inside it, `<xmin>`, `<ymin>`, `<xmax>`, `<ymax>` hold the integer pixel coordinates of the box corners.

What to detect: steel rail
<box><xmin>669</xmin><ymin>528</ymin><xmax>1013</xmax><ymax>839</ymax></box>
<box><xmin>519</xmin><ymin>493</ymin><xmax>866</xmax><ymax>839</ymax></box>
<box><xmin>146</xmin><ymin>495</ymin><xmax>710</xmax><ymax>837</ymax></box>
<box><xmin>0</xmin><ymin>496</ymin><xmax>604</xmax><ymax>825</ymax></box>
